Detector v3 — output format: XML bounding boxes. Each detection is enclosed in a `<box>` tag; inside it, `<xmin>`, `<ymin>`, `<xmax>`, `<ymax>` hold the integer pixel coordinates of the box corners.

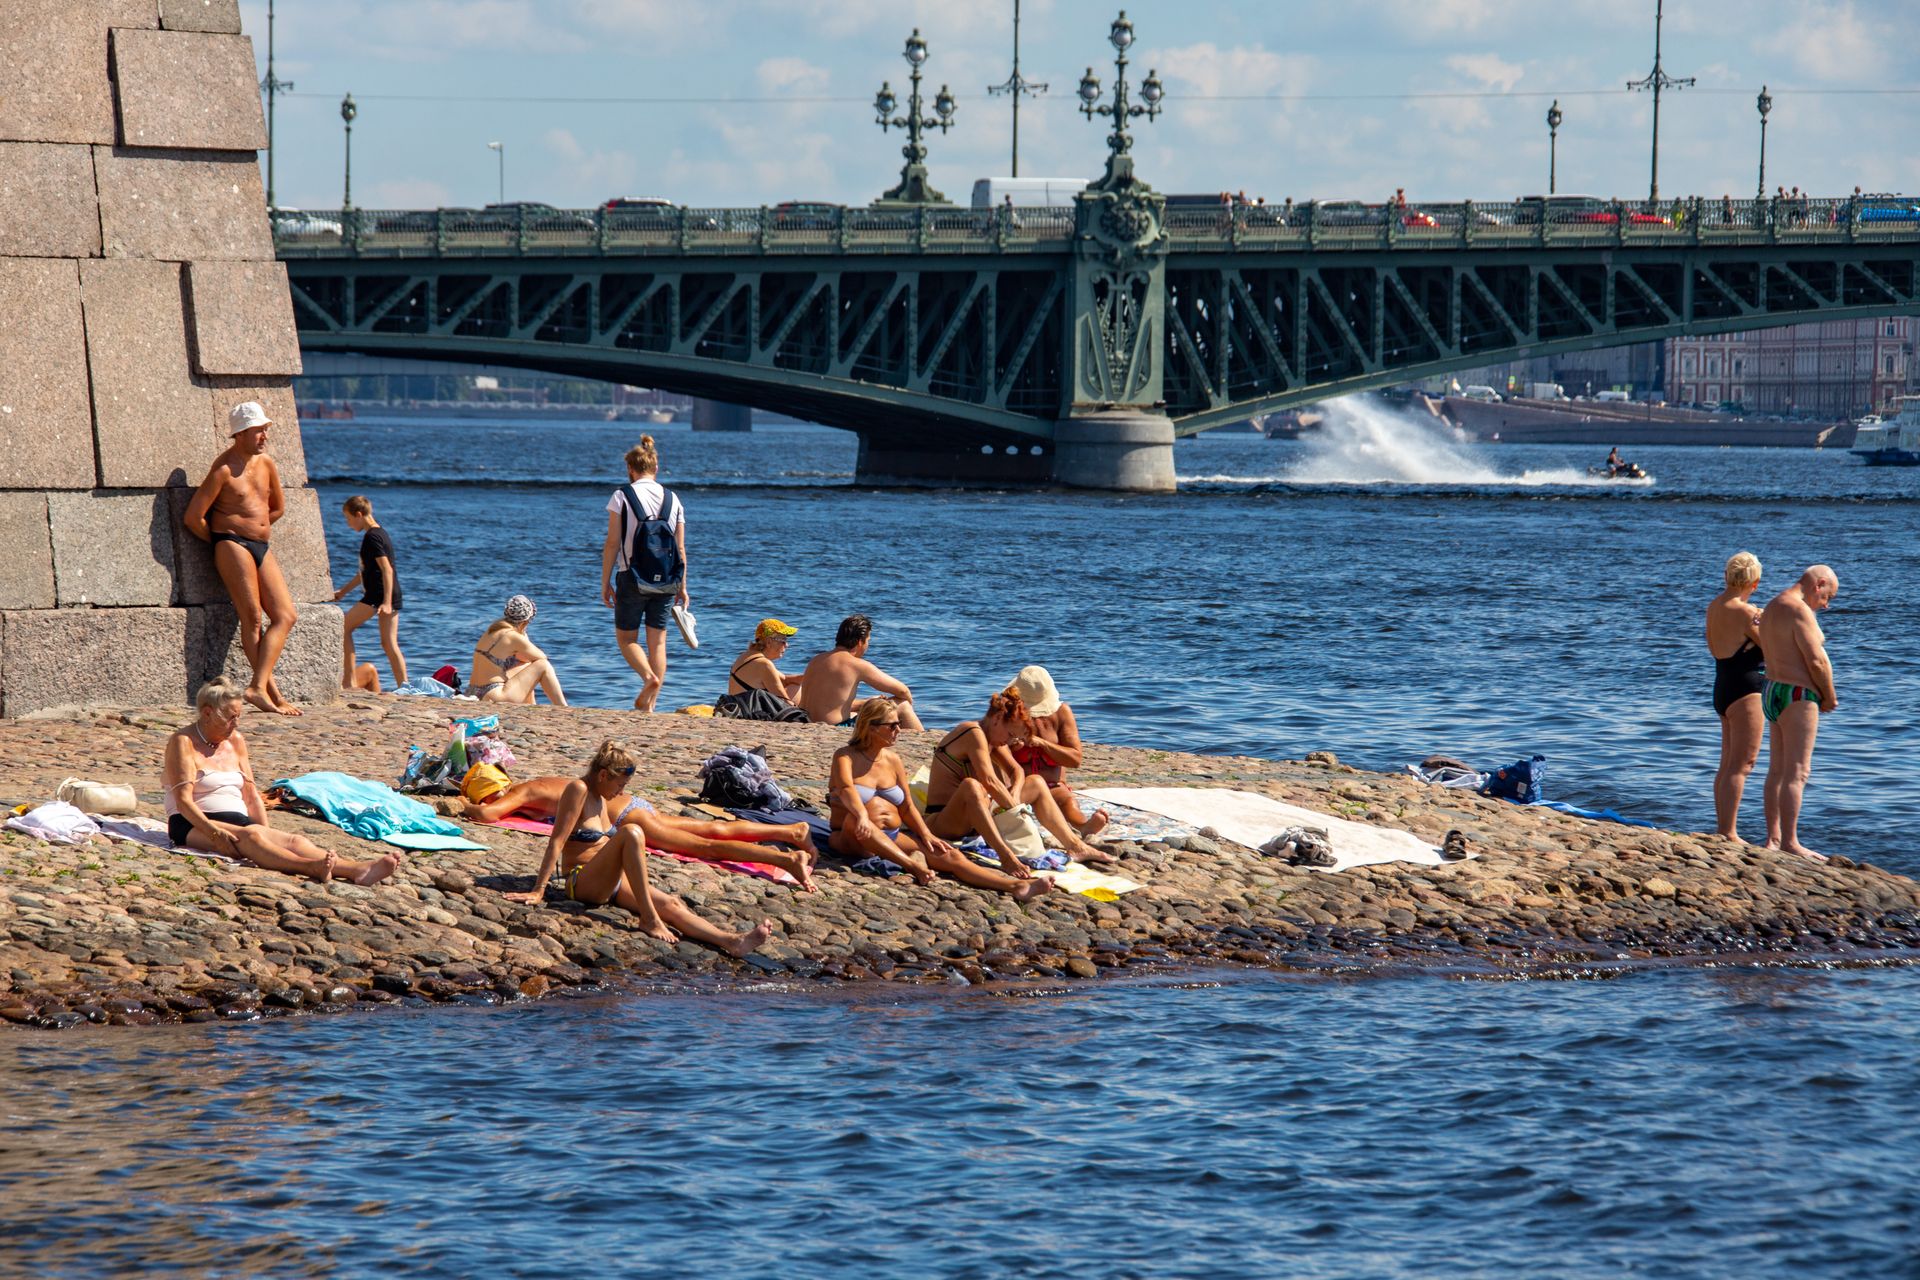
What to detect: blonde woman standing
<box><xmin>600</xmin><ymin>435</ymin><xmax>688</xmax><ymax>712</ymax></box>
<box><xmin>1706</xmin><ymin>551</ymin><xmax>1766</xmax><ymax>841</ymax></box>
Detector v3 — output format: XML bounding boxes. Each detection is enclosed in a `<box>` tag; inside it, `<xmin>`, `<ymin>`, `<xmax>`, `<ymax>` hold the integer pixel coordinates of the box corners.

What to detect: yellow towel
<box><xmin>677</xmin><ymin>704</ymin><xmax>715</xmax><ymax>717</ymax></box>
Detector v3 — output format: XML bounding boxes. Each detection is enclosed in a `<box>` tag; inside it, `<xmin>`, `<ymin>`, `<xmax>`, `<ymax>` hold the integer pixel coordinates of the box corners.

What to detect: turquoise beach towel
<box><xmin>268</xmin><ymin>772</ymin><xmax>485</xmax><ymax>850</ymax></box>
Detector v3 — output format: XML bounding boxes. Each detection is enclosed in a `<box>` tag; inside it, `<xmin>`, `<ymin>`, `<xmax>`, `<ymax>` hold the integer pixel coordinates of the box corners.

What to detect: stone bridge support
<box><xmin>0</xmin><ymin>2</ymin><xmax>340</xmax><ymax>717</ymax></box>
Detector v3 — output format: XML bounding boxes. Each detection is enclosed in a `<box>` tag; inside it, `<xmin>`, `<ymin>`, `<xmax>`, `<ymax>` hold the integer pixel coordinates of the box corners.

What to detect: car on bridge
<box><xmin>1515</xmin><ymin>195</ymin><xmax>1669</xmax><ymax>226</ymax></box>
<box><xmin>483</xmin><ymin>201</ymin><xmax>596</xmax><ymax>230</ymax></box>
<box><xmin>1308</xmin><ymin>200</ymin><xmax>1437</xmax><ymax>228</ymax></box>
<box><xmin>270</xmin><ymin>208</ymin><xmax>343</xmax><ymax>239</ymax></box>
<box><xmin>1857</xmin><ymin>195</ymin><xmax>1920</xmax><ymax>225</ymax></box>
<box><xmin>770</xmin><ymin>201</ymin><xmax>841</xmax><ymax>230</ymax></box>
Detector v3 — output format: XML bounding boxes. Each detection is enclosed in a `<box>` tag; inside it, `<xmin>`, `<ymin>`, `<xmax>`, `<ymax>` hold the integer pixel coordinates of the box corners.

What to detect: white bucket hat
<box><xmin>228</xmin><ymin>401</ymin><xmax>273</xmax><ymax>434</ymax></box>
<box><xmin>1007</xmin><ymin>665</ymin><xmax>1061</xmax><ymax>717</ymax></box>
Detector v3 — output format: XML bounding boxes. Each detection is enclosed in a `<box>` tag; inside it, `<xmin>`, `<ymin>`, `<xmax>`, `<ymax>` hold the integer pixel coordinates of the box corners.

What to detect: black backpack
<box><xmin>616</xmin><ymin>483</ymin><xmax>684</xmax><ymax>595</ymax></box>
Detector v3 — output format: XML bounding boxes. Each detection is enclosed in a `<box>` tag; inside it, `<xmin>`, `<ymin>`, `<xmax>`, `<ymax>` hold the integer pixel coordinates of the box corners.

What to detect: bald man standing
<box><xmin>1757</xmin><ymin>565</ymin><xmax>1839</xmax><ymax>860</ymax></box>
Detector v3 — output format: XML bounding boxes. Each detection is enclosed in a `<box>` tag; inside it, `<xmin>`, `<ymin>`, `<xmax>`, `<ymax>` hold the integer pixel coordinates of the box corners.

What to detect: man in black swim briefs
<box><xmin>1756</xmin><ymin>565</ymin><xmax>1840</xmax><ymax>860</ymax></box>
<box><xmin>183</xmin><ymin>402</ymin><xmax>304</xmax><ymax>717</ymax></box>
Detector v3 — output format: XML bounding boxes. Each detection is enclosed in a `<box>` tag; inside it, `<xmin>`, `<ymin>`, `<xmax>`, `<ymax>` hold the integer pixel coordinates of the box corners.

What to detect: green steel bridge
<box><xmin>277</xmin><ymin>191</ymin><xmax>1920</xmax><ymax>489</ymax></box>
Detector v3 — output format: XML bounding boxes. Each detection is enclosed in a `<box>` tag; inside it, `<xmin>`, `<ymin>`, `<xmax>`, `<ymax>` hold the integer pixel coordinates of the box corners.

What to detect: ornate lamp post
<box><xmin>1076</xmin><ymin>10</ymin><xmax>1163</xmax><ymax>192</ymax></box>
<box><xmin>1546</xmin><ymin>99</ymin><xmax>1563</xmax><ymax>195</ymax></box>
<box><xmin>987</xmin><ymin>0</ymin><xmax>1047</xmax><ymax>177</ymax></box>
<box><xmin>873</xmin><ymin>29</ymin><xmax>957</xmax><ymax>205</ymax></box>
<box><xmin>1626</xmin><ymin>0</ymin><xmax>1693</xmax><ymax>204</ymax></box>
<box><xmin>260</xmin><ymin>0</ymin><xmax>293</xmax><ymax>208</ymax></box>
<box><xmin>488</xmin><ymin>140</ymin><xmax>505</xmax><ymax>204</ymax></box>
<box><xmin>339</xmin><ymin>92</ymin><xmax>356</xmax><ymax>210</ymax></box>
<box><xmin>1755</xmin><ymin>85</ymin><xmax>1772</xmax><ymax>202</ymax></box>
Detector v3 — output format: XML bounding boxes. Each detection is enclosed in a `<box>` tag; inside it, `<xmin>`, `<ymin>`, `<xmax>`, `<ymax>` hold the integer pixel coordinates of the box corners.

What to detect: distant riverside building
<box><xmin>1666</xmin><ymin>318</ymin><xmax>1916</xmax><ymax>417</ymax></box>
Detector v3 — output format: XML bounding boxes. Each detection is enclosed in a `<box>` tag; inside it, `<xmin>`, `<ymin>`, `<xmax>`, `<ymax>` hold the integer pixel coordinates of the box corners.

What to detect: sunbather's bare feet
<box><xmin>1011</xmin><ymin>874</ymin><xmax>1054</xmax><ymax>901</ymax></box>
<box><xmin>265</xmin><ymin>675</ymin><xmax>303</xmax><ymax>717</ymax></box>
<box><xmin>1783</xmin><ymin>842</ymin><xmax>1829</xmax><ymax>862</ymax></box>
<box><xmin>243</xmin><ymin>685</ymin><xmax>282</xmax><ymax>716</ymax></box>
<box><xmin>789</xmin><ymin>856</ymin><xmax>817</xmax><ymax>893</ymax></box>
<box><xmin>909</xmin><ymin>861</ymin><xmax>936</xmax><ymax>886</ymax></box>
<box><xmin>998</xmin><ymin>853</ymin><xmax>1033</xmax><ymax>879</ymax></box>
<box><xmin>353</xmin><ymin>852</ymin><xmax>402</xmax><ymax>885</ymax></box>
<box><xmin>723</xmin><ymin>919</ymin><xmax>774</xmax><ymax>958</ymax></box>
<box><xmin>640</xmin><ymin>918</ymin><xmax>678</xmax><ymax>944</ymax></box>
<box><xmin>784</xmin><ymin>822</ymin><xmax>813</xmax><ymax>849</ymax></box>
<box><xmin>1078</xmin><ymin>808</ymin><xmax>1111</xmax><ymax>839</ymax></box>
<box><xmin>1071</xmin><ymin>843</ymin><xmax>1118</xmax><ymax>867</ymax></box>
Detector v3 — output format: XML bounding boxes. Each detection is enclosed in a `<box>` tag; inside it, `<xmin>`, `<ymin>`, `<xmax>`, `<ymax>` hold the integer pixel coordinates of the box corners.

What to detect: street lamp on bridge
<box><xmin>987</xmin><ymin>0</ymin><xmax>1047</xmax><ymax>178</ymax></box>
<box><xmin>873</xmin><ymin>29</ymin><xmax>957</xmax><ymax>205</ymax></box>
<box><xmin>1756</xmin><ymin>86</ymin><xmax>1772</xmax><ymax>202</ymax></box>
<box><xmin>1077</xmin><ymin>10</ymin><xmax>1163</xmax><ymax>191</ymax></box>
<box><xmin>339</xmin><ymin>93</ymin><xmax>356</xmax><ymax>210</ymax></box>
<box><xmin>1626</xmin><ymin>0</ymin><xmax>1693</xmax><ymax>205</ymax></box>
<box><xmin>488</xmin><ymin>140</ymin><xmax>505</xmax><ymax>204</ymax></box>
<box><xmin>1546</xmin><ymin>99</ymin><xmax>1562</xmax><ymax>195</ymax></box>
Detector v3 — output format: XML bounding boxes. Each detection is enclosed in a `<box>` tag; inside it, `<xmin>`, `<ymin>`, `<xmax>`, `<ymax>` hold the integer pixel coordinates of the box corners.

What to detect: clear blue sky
<box><xmin>247</xmin><ymin>0</ymin><xmax>1920</xmax><ymax>211</ymax></box>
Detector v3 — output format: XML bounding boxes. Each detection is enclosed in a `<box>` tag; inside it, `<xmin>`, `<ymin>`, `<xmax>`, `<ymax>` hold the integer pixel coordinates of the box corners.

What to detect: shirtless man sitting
<box><xmin>797</xmin><ymin>614</ymin><xmax>924</xmax><ymax>731</ymax></box>
<box><xmin>183</xmin><ymin>402</ymin><xmax>301</xmax><ymax>716</ymax></box>
<box><xmin>1757</xmin><ymin>564</ymin><xmax>1839</xmax><ymax>861</ymax></box>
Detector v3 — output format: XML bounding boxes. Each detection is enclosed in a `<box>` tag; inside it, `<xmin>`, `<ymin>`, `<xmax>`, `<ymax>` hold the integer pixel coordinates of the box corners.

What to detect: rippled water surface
<box><xmin>6</xmin><ymin>969</ymin><xmax>1920</xmax><ymax>1277</ymax></box>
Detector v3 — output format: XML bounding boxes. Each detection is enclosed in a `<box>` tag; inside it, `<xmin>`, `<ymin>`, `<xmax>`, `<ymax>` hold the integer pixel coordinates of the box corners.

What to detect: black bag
<box><xmin>713</xmin><ymin>688</ymin><xmax>810</xmax><ymax>723</ymax></box>
<box><xmin>616</xmin><ymin>483</ymin><xmax>684</xmax><ymax>596</ymax></box>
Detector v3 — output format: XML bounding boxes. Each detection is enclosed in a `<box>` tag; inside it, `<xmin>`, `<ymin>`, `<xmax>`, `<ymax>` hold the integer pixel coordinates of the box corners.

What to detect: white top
<box><xmin>605</xmin><ymin>479</ymin><xmax>685</xmax><ymax>570</ymax></box>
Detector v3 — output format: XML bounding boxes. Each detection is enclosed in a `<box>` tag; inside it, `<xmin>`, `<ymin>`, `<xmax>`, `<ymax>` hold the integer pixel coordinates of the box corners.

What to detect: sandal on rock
<box><xmin>1261</xmin><ymin>825</ymin><xmax>1337</xmax><ymax>868</ymax></box>
<box><xmin>1440</xmin><ymin>830</ymin><xmax>1471</xmax><ymax>862</ymax></box>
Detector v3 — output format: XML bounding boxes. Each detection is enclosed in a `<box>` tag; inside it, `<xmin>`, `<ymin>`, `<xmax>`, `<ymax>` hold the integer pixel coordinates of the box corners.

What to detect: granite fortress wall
<box><xmin>0</xmin><ymin>0</ymin><xmax>340</xmax><ymax>717</ymax></box>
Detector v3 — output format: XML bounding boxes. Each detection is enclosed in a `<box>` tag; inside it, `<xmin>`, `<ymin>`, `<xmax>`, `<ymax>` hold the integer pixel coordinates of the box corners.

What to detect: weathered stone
<box><xmin>163</xmin><ymin>484</ymin><xmax>335</xmax><ymax>606</ymax></box>
<box><xmin>79</xmin><ymin>259</ymin><xmax>215</xmax><ymax>488</ymax></box>
<box><xmin>185</xmin><ymin>262</ymin><xmax>302</xmax><ymax>375</ymax></box>
<box><xmin>48</xmin><ymin>492</ymin><xmax>176</xmax><ymax>607</ymax></box>
<box><xmin>0</xmin><ymin>143</ymin><xmax>102</xmax><ymax>256</ymax></box>
<box><xmin>0</xmin><ymin>3</ymin><xmax>118</xmax><ymax>144</ymax></box>
<box><xmin>0</xmin><ymin>259</ymin><xmax>95</xmax><ymax>490</ymax></box>
<box><xmin>159</xmin><ymin>0</ymin><xmax>240</xmax><ymax>34</ymax></box>
<box><xmin>188</xmin><ymin>599</ymin><xmax>342</xmax><ymax>708</ymax></box>
<box><xmin>0</xmin><ymin>496</ymin><xmax>56</xmax><ymax>610</ymax></box>
<box><xmin>93</xmin><ymin>145</ymin><xmax>272</xmax><ymax>260</ymax></box>
<box><xmin>0</xmin><ymin>607</ymin><xmax>190</xmax><ymax>716</ymax></box>
<box><xmin>111</xmin><ymin>30</ymin><xmax>265</xmax><ymax>152</ymax></box>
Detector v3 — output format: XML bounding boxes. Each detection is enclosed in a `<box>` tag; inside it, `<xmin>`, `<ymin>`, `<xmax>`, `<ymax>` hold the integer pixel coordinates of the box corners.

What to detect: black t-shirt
<box><xmin>358</xmin><ymin>526</ymin><xmax>400</xmax><ymax>604</ymax></box>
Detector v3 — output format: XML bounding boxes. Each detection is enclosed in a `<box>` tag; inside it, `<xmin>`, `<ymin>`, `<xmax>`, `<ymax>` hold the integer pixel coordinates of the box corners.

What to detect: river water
<box><xmin>5</xmin><ymin>401</ymin><xmax>1916</xmax><ymax>1277</ymax></box>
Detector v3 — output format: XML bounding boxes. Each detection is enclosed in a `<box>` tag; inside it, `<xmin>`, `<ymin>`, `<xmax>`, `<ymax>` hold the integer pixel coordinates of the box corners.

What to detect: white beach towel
<box><xmin>1080</xmin><ymin>787</ymin><xmax>1451</xmax><ymax>874</ymax></box>
<box><xmin>4</xmin><ymin>801</ymin><xmax>100</xmax><ymax>845</ymax></box>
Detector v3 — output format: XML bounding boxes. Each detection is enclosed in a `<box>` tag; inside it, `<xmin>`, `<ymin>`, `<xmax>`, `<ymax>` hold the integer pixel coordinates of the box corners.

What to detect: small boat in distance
<box><xmin>645</xmin><ymin>407</ymin><xmax>674</xmax><ymax>424</ymax></box>
<box><xmin>1850</xmin><ymin>397</ymin><xmax>1920</xmax><ymax>465</ymax></box>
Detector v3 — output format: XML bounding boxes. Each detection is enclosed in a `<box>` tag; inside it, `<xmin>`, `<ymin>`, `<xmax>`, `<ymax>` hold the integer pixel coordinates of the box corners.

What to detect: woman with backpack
<box><xmin>600</xmin><ymin>436</ymin><xmax>688</xmax><ymax>712</ymax></box>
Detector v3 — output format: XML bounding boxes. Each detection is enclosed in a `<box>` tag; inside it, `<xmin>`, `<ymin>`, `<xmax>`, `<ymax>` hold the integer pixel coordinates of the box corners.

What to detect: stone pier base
<box><xmin>1051</xmin><ymin>412</ymin><xmax>1177</xmax><ymax>492</ymax></box>
<box><xmin>854</xmin><ymin>436</ymin><xmax>1053</xmax><ymax>487</ymax></box>
<box><xmin>690</xmin><ymin>399</ymin><xmax>752</xmax><ymax>432</ymax></box>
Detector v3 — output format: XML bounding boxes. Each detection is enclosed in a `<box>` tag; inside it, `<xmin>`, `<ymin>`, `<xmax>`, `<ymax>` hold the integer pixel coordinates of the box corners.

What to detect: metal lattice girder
<box><xmin>283</xmin><ymin>197</ymin><xmax>1920</xmax><ymax>442</ymax></box>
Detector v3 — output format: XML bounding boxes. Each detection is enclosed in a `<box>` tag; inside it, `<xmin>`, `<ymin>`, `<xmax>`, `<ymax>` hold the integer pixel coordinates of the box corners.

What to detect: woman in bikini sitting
<box><xmin>827</xmin><ymin>699</ymin><xmax>1052</xmax><ymax>900</ymax></box>
<box><xmin>924</xmin><ymin>689</ymin><xmax>1116</xmax><ymax>871</ymax></box>
<box><xmin>726</xmin><ymin>618</ymin><xmax>805</xmax><ymax>704</ymax></box>
<box><xmin>503</xmin><ymin>740</ymin><xmax>773</xmax><ymax>954</ymax></box>
<box><xmin>163</xmin><ymin>678</ymin><xmax>401</xmax><ymax>885</ymax></box>
<box><xmin>460</xmin><ymin>768</ymin><xmax>817</xmax><ymax>891</ymax></box>
<box><xmin>468</xmin><ymin>594</ymin><xmax>568</xmax><ymax>705</ymax></box>
<box><xmin>1004</xmin><ymin>665</ymin><xmax>1108</xmax><ymax>838</ymax></box>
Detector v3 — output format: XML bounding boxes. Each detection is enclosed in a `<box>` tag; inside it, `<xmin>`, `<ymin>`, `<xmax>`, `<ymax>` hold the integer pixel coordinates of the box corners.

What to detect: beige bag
<box><xmin>992</xmin><ymin>804</ymin><xmax>1048</xmax><ymax>861</ymax></box>
<box><xmin>57</xmin><ymin>777</ymin><xmax>137</xmax><ymax>816</ymax></box>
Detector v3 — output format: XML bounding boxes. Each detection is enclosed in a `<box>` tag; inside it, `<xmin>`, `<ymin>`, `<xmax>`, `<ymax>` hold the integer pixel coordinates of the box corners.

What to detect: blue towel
<box><xmin>729</xmin><ymin>807</ymin><xmax>835</xmax><ymax>855</ymax></box>
<box><xmin>1532</xmin><ymin>800</ymin><xmax>1661</xmax><ymax>829</ymax></box>
<box><xmin>269</xmin><ymin>772</ymin><xmax>468</xmax><ymax>843</ymax></box>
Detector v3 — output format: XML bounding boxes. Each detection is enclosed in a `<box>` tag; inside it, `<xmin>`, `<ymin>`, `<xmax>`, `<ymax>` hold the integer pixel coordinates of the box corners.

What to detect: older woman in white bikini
<box><xmin>163</xmin><ymin>678</ymin><xmax>400</xmax><ymax>885</ymax></box>
<box><xmin>827</xmin><ymin>699</ymin><xmax>1052</xmax><ymax>900</ymax></box>
<box><xmin>504</xmin><ymin>740</ymin><xmax>772</xmax><ymax>954</ymax></box>
<box><xmin>468</xmin><ymin>594</ymin><xmax>567</xmax><ymax>705</ymax></box>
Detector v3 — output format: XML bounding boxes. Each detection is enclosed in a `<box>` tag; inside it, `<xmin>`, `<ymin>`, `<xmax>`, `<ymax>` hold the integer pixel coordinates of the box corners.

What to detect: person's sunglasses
<box><xmin>612</xmin><ymin>766</ymin><xmax>636</xmax><ymax>777</ymax></box>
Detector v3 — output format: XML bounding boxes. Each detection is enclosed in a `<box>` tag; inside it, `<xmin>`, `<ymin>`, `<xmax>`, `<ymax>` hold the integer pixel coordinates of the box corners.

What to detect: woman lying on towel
<box><xmin>463</xmin><ymin>761</ymin><xmax>817</xmax><ymax>890</ymax></box>
<box><xmin>504</xmin><ymin>740</ymin><xmax>773</xmax><ymax>954</ymax></box>
<box><xmin>163</xmin><ymin>678</ymin><xmax>401</xmax><ymax>885</ymax></box>
<box><xmin>924</xmin><ymin>689</ymin><xmax>1116</xmax><ymax>869</ymax></box>
<box><xmin>1004</xmin><ymin>665</ymin><xmax>1108</xmax><ymax>838</ymax></box>
<box><xmin>827</xmin><ymin>699</ymin><xmax>1052</xmax><ymax>900</ymax></box>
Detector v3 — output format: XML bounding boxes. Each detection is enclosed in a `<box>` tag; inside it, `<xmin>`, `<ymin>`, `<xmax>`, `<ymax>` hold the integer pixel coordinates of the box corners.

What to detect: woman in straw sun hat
<box><xmin>1003</xmin><ymin>665</ymin><xmax>1109</xmax><ymax>838</ymax></box>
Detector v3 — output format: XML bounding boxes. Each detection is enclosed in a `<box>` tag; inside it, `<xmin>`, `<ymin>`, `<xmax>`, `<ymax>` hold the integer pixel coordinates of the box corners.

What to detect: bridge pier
<box><xmin>855</xmin><ymin>436</ymin><xmax>1052</xmax><ymax>487</ymax></box>
<box><xmin>690</xmin><ymin>398</ymin><xmax>751</xmax><ymax>432</ymax></box>
<box><xmin>1051</xmin><ymin>413</ymin><xmax>1177</xmax><ymax>492</ymax></box>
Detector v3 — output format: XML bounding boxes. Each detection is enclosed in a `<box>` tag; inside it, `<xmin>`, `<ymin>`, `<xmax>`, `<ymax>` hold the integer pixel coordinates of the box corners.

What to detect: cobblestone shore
<box><xmin>3</xmin><ymin>698</ymin><xmax>1917</xmax><ymax>1030</ymax></box>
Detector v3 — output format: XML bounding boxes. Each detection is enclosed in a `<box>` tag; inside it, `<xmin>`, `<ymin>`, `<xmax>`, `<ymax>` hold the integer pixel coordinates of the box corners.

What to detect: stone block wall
<box><xmin>0</xmin><ymin>2</ymin><xmax>336</xmax><ymax>716</ymax></box>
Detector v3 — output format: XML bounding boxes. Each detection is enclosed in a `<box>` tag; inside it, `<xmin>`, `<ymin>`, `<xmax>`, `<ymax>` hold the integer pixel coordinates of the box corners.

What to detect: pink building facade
<box><xmin>1666</xmin><ymin>318</ymin><xmax>1915</xmax><ymax>417</ymax></box>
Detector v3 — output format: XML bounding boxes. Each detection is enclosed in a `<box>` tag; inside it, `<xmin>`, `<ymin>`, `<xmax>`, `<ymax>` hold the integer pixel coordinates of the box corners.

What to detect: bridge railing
<box><xmin>272</xmin><ymin>195</ymin><xmax>1920</xmax><ymax>259</ymax></box>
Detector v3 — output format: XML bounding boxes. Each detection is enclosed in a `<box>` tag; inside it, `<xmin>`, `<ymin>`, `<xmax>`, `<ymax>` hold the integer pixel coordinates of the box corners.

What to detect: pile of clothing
<box><xmin>399</xmin><ymin>715</ymin><xmax>516</xmax><ymax>797</ymax></box>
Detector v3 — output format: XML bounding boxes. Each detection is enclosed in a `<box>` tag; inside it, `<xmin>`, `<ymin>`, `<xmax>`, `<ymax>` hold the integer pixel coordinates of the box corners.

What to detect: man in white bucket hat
<box><xmin>182</xmin><ymin>402</ymin><xmax>303</xmax><ymax>715</ymax></box>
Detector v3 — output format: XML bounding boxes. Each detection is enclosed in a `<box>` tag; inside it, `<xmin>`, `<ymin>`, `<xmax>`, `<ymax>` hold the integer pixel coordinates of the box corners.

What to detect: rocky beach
<box><xmin>1</xmin><ymin>697</ymin><xmax>1917</xmax><ymax>1031</ymax></box>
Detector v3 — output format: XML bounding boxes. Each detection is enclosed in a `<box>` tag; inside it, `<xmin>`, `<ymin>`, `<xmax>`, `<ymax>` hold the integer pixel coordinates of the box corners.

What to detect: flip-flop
<box><xmin>1440</xmin><ymin>829</ymin><xmax>1471</xmax><ymax>861</ymax></box>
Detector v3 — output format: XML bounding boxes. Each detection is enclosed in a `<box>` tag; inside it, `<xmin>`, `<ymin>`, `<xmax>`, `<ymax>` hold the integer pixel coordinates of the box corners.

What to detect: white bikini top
<box><xmin>168</xmin><ymin>735</ymin><xmax>249</xmax><ymax>818</ymax></box>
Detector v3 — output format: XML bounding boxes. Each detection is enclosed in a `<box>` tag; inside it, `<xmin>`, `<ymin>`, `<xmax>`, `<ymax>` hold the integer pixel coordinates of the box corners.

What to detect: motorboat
<box><xmin>1850</xmin><ymin>397</ymin><xmax>1920</xmax><ymax>465</ymax></box>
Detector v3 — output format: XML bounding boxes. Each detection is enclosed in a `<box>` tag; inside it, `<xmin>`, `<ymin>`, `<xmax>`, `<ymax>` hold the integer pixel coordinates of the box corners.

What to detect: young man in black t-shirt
<box><xmin>332</xmin><ymin>495</ymin><xmax>409</xmax><ymax>690</ymax></box>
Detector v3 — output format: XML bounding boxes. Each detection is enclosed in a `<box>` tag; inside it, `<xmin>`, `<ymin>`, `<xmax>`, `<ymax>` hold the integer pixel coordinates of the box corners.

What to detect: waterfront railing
<box><xmin>272</xmin><ymin>195</ymin><xmax>1920</xmax><ymax>259</ymax></box>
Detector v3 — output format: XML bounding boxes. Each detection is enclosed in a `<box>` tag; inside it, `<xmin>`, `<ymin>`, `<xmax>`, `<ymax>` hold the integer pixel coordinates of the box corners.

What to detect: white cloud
<box><xmin>757</xmin><ymin>57</ymin><xmax>832</xmax><ymax>96</ymax></box>
<box><xmin>1446</xmin><ymin>52</ymin><xmax>1523</xmax><ymax>93</ymax></box>
<box><xmin>1758</xmin><ymin>1</ymin><xmax>1891</xmax><ymax>80</ymax></box>
<box><xmin>365</xmin><ymin>178</ymin><xmax>454</xmax><ymax>208</ymax></box>
<box><xmin>541</xmin><ymin>128</ymin><xmax>639</xmax><ymax>199</ymax></box>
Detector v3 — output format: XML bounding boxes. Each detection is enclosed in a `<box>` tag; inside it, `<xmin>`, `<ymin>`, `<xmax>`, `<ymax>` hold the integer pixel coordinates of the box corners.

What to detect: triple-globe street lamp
<box><xmin>873</xmin><ymin>29</ymin><xmax>957</xmax><ymax>205</ymax></box>
<box><xmin>1076</xmin><ymin>10</ymin><xmax>1163</xmax><ymax>189</ymax></box>
<box><xmin>1546</xmin><ymin>99</ymin><xmax>1563</xmax><ymax>195</ymax></box>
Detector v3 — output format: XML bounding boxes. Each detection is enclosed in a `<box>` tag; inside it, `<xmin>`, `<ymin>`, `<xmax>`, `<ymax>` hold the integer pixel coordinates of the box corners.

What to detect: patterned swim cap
<box><xmin>504</xmin><ymin>594</ymin><xmax>536</xmax><ymax>623</ymax></box>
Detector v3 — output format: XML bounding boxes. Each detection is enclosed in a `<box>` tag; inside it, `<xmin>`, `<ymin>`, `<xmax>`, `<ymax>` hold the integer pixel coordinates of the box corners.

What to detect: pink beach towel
<box><xmin>483</xmin><ymin>815</ymin><xmax>798</xmax><ymax>885</ymax></box>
